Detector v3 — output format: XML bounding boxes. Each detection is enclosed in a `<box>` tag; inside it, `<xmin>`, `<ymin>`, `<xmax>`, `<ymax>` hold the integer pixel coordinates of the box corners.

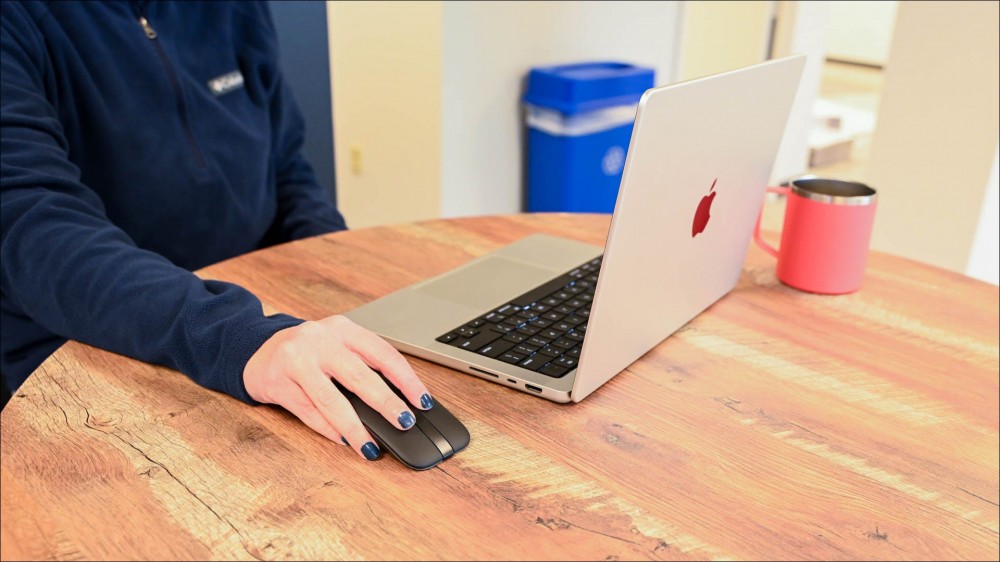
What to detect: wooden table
<box><xmin>2</xmin><ymin>214</ymin><xmax>997</xmax><ymax>561</ymax></box>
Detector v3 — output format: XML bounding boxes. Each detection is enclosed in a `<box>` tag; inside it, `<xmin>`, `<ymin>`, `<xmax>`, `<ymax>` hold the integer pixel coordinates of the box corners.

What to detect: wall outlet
<box><xmin>350</xmin><ymin>145</ymin><xmax>363</xmax><ymax>175</ymax></box>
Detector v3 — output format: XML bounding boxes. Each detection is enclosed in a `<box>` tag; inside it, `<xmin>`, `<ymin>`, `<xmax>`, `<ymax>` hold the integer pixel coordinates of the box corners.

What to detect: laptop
<box><xmin>346</xmin><ymin>56</ymin><xmax>806</xmax><ymax>403</ymax></box>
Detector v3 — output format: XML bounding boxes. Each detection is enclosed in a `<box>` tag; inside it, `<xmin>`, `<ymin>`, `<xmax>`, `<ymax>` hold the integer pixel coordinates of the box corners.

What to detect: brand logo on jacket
<box><xmin>208</xmin><ymin>70</ymin><xmax>244</xmax><ymax>96</ymax></box>
<box><xmin>692</xmin><ymin>178</ymin><xmax>717</xmax><ymax>237</ymax></box>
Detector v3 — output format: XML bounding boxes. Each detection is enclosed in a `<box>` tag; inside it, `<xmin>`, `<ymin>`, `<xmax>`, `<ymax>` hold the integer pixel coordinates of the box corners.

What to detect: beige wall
<box><xmin>867</xmin><ymin>1</ymin><xmax>1000</xmax><ymax>273</ymax></box>
<box><xmin>677</xmin><ymin>1</ymin><xmax>771</xmax><ymax>81</ymax></box>
<box><xmin>327</xmin><ymin>1</ymin><xmax>442</xmax><ymax>229</ymax></box>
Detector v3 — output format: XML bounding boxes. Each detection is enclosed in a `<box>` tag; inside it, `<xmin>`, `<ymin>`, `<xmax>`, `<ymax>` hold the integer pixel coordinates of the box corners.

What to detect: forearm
<box><xmin>1</xmin><ymin>190</ymin><xmax>301</xmax><ymax>401</ymax></box>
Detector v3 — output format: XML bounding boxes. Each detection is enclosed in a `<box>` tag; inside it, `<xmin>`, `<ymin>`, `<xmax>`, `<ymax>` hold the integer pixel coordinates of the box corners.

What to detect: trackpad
<box><xmin>415</xmin><ymin>257</ymin><xmax>558</xmax><ymax>309</ymax></box>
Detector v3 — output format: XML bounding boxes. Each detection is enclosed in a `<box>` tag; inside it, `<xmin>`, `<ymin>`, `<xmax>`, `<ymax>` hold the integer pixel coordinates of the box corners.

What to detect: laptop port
<box><xmin>524</xmin><ymin>384</ymin><xmax>543</xmax><ymax>393</ymax></box>
<box><xmin>507</xmin><ymin>379</ymin><xmax>517</xmax><ymax>384</ymax></box>
<box><xmin>469</xmin><ymin>367</ymin><xmax>499</xmax><ymax>378</ymax></box>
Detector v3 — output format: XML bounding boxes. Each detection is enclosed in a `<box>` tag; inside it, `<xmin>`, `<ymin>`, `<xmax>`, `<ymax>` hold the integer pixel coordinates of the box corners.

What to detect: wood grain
<box><xmin>2</xmin><ymin>214</ymin><xmax>997</xmax><ymax>561</ymax></box>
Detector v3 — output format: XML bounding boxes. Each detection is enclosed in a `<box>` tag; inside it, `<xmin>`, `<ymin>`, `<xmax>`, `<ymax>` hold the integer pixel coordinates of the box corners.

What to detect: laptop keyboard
<box><xmin>435</xmin><ymin>256</ymin><xmax>602</xmax><ymax>378</ymax></box>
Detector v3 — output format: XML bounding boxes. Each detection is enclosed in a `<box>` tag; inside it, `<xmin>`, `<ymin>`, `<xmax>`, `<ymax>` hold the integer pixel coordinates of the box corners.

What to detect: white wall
<box><xmin>967</xmin><ymin>145</ymin><xmax>1000</xmax><ymax>285</ymax></box>
<box><xmin>440</xmin><ymin>1</ymin><xmax>682</xmax><ymax>217</ymax></box>
<box><xmin>866</xmin><ymin>1</ymin><xmax>1000</xmax><ymax>274</ymax></box>
<box><xmin>770</xmin><ymin>0</ymin><xmax>830</xmax><ymax>184</ymax></box>
<box><xmin>825</xmin><ymin>1</ymin><xmax>898</xmax><ymax>67</ymax></box>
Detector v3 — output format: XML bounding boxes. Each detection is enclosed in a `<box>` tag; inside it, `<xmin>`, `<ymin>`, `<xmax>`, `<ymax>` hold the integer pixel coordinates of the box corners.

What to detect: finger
<box><xmin>326</xmin><ymin>345</ymin><xmax>417</xmax><ymax>431</ymax></box>
<box><xmin>296</xmin><ymin>366</ymin><xmax>382</xmax><ymax>461</ymax></box>
<box><xmin>337</xmin><ymin>319</ymin><xmax>434</xmax><ymax>410</ymax></box>
<box><xmin>272</xmin><ymin>382</ymin><xmax>347</xmax><ymax>445</ymax></box>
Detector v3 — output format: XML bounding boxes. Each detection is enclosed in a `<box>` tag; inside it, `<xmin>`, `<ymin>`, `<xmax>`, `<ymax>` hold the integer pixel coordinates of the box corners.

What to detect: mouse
<box><xmin>334</xmin><ymin>374</ymin><xmax>470</xmax><ymax>470</ymax></box>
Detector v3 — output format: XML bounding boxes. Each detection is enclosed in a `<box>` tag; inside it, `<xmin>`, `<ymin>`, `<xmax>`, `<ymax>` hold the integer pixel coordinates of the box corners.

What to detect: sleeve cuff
<box><xmin>219</xmin><ymin>313</ymin><xmax>303</xmax><ymax>404</ymax></box>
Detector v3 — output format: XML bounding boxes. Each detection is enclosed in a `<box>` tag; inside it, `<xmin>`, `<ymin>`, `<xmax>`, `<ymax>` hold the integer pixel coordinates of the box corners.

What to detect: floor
<box><xmin>760</xmin><ymin>60</ymin><xmax>884</xmax><ymax>232</ymax></box>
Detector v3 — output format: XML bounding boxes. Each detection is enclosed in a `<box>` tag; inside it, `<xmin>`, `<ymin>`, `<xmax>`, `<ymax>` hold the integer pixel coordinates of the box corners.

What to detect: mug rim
<box><xmin>791</xmin><ymin>178</ymin><xmax>877</xmax><ymax>206</ymax></box>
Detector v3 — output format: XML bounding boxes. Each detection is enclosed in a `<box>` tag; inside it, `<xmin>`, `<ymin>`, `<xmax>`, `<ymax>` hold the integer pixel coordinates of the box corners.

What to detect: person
<box><xmin>0</xmin><ymin>1</ymin><xmax>431</xmax><ymax>461</ymax></box>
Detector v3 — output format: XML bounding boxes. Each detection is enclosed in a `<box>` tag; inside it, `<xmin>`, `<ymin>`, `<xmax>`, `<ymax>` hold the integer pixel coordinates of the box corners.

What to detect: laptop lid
<box><xmin>571</xmin><ymin>55</ymin><xmax>806</xmax><ymax>401</ymax></box>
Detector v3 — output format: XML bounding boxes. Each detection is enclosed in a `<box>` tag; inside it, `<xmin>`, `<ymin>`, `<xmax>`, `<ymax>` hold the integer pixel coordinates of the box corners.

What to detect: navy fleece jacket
<box><xmin>0</xmin><ymin>1</ymin><xmax>347</xmax><ymax>401</ymax></box>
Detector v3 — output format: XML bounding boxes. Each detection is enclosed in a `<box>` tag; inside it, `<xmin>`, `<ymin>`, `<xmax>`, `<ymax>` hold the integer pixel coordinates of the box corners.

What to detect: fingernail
<box><xmin>361</xmin><ymin>442</ymin><xmax>380</xmax><ymax>460</ymax></box>
<box><xmin>341</xmin><ymin>436</ymin><xmax>350</xmax><ymax>446</ymax></box>
<box><xmin>420</xmin><ymin>393</ymin><xmax>434</xmax><ymax>409</ymax></box>
<box><xmin>398</xmin><ymin>411</ymin><xmax>415</xmax><ymax>429</ymax></box>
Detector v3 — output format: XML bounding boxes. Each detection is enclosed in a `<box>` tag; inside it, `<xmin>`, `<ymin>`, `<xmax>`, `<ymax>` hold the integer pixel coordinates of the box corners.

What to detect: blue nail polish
<box><xmin>361</xmin><ymin>442</ymin><xmax>380</xmax><ymax>460</ymax></box>
<box><xmin>420</xmin><ymin>393</ymin><xmax>434</xmax><ymax>409</ymax></box>
<box><xmin>398</xmin><ymin>411</ymin><xmax>415</xmax><ymax>429</ymax></box>
<box><xmin>341</xmin><ymin>436</ymin><xmax>350</xmax><ymax>446</ymax></box>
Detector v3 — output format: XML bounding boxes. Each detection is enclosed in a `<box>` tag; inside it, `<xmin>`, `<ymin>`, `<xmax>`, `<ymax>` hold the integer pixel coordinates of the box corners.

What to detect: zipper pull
<box><xmin>139</xmin><ymin>17</ymin><xmax>157</xmax><ymax>39</ymax></box>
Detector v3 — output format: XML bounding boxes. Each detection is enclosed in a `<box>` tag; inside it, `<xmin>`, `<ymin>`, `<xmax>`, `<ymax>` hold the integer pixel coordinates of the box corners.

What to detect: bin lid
<box><xmin>523</xmin><ymin>62</ymin><xmax>655</xmax><ymax>116</ymax></box>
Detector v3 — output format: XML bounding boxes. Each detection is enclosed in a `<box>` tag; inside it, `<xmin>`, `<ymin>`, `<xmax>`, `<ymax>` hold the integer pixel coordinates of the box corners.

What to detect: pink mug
<box><xmin>753</xmin><ymin>178</ymin><xmax>877</xmax><ymax>294</ymax></box>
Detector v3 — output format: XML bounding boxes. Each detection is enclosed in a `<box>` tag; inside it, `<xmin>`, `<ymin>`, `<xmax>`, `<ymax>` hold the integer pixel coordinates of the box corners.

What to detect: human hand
<box><xmin>244</xmin><ymin>315</ymin><xmax>434</xmax><ymax>461</ymax></box>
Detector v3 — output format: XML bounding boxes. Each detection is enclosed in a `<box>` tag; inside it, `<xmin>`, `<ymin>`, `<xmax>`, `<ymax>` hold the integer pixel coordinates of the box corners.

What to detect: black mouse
<box><xmin>334</xmin><ymin>375</ymin><xmax>470</xmax><ymax>470</ymax></box>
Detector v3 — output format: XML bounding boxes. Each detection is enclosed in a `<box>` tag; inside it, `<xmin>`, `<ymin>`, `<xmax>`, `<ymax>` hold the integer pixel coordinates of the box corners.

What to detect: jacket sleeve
<box><xmin>262</xmin><ymin>5</ymin><xmax>348</xmax><ymax>242</ymax></box>
<box><xmin>0</xmin><ymin>5</ymin><xmax>300</xmax><ymax>403</ymax></box>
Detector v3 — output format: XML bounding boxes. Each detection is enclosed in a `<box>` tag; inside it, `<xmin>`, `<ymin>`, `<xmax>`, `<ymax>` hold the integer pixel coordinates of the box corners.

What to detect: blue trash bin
<box><xmin>524</xmin><ymin>62</ymin><xmax>655</xmax><ymax>213</ymax></box>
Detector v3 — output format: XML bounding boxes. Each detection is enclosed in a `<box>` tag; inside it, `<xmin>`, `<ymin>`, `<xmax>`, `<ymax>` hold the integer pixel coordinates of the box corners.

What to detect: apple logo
<box><xmin>691</xmin><ymin>178</ymin><xmax>717</xmax><ymax>237</ymax></box>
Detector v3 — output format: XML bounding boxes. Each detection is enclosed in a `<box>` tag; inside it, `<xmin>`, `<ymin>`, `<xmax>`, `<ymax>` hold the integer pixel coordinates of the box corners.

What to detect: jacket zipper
<box><xmin>136</xmin><ymin>14</ymin><xmax>208</xmax><ymax>169</ymax></box>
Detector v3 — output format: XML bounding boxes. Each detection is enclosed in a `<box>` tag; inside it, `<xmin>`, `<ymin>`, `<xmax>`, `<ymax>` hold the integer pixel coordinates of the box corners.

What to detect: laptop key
<box><xmin>514</xmin><ymin>344</ymin><xmax>539</xmax><ymax>355</ymax></box>
<box><xmin>538</xmin><ymin>363</ymin><xmax>570</xmax><ymax>378</ymax></box>
<box><xmin>502</xmin><ymin>316</ymin><xmax>523</xmax><ymax>327</ymax></box>
<box><xmin>499</xmin><ymin>351</ymin><xmax>526</xmax><ymax>365</ymax></box>
<box><xmin>467</xmin><ymin>319</ymin><xmax>486</xmax><ymax>328</ymax></box>
<box><xmin>542</xmin><ymin>297</ymin><xmax>563</xmax><ymax>307</ymax></box>
<box><xmin>527</xmin><ymin>336</ymin><xmax>550</xmax><ymax>348</ymax></box>
<box><xmin>518</xmin><ymin>355</ymin><xmax>544</xmax><ymax>370</ymax></box>
<box><xmin>542</xmin><ymin>312</ymin><xmax>564</xmax><ymax>322</ymax></box>
<box><xmin>478</xmin><ymin>339</ymin><xmax>516</xmax><ymax>358</ymax></box>
<box><xmin>502</xmin><ymin>332</ymin><xmax>527</xmax><ymax>343</ymax></box>
<box><xmin>489</xmin><ymin>324</ymin><xmax>512</xmax><ymax>334</ymax></box>
<box><xmin>456</xmin><ymin>326</ymin><xmax>479</xmax><ymax>338</ymax></box>
<box><xmin>530</xmin><ymin>303</ymin><xmax>551</xmax><ymax>313</ymax></box>
<box><xmin>537</xmin><ymin>345</ymin><xmax>562</xmax><ymax>358</ymax></box>
<box><xmin>539</xmin><ymin>328</ymin><xmax>562</xmax><ymax>340</ymax></box>
<box><xmin>456</xmin><ymin>331</ymin><xmax>499</xmax><ymax>351</ymax></box>
<box><xmin>553</xmin><ymin>321</ymin><xmax>574</xmax><ymax>332</ymax></box>
<box><xmin>529</xmin><ymin>318</ymin><xmax>552</xmax><ymax>328</ymax></box>
<box><xmin>436</xmin><ymin>332</ymin><xmax>459</xmax><ymax>343</ymax></box>
<box><xmin>516</xmin><ymin>325</ymin><xmax>541</xmax><ymax>336</ymax></box>
<box><xmin>552</xmin><ymin>337</ymin><xmax>575</xmax><ymax>349</ymax></box>
<box><xmin>496</xmin><ymin>304</ymin><xmax>517</xmax><ymax>315</ymax></box>
<box><xmin>567</xmin><ymin>345</ymin><xmax>581</xmax><ymax>358</ymax></box>
<box><xmin>554</xmin><ymin>356</ymin><xmax>577</xmax><ymax>369</ymax></box>
<box><xmin>510</xmin><ymin>274</ymin><xmax>576</xmax><ymax>307</ymax></box>
<box><xmin>565</xmin><ymin>331</ymin><xmax>585</xmax><ymax>342</ymax></box>
<box><xmin>555</xmin><ymin>305</ymin><xmax>575</xmax><ymax>315</ymax></box>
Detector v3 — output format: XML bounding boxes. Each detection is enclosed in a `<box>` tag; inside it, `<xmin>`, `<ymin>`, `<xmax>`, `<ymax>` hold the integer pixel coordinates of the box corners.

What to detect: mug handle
<box><xmin>753</xmin><ymin>186</ymin><xmax>790</xmax><ymax>258</ymax></box>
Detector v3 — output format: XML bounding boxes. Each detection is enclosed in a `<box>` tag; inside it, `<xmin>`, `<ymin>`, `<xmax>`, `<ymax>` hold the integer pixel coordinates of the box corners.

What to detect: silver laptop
<box><xmin>347</xmin><ymin>56</ymin><xmax>806</xmax><ymax>403</ymax></box>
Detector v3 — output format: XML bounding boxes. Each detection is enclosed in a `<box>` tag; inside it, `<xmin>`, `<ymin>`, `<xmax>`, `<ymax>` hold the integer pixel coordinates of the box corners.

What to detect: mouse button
<box><xmin>415</xmin><ymin>416</ymin><xmax>454</xmax><ymax>457</ymax></box>
<box><xmin>381</xmin><ymin>433</ymin><xmax>444</xmax><ymax>471</ymax></box>
<box><xmin>418</xmin><ymin>401</ymin><xmax>471</xmax><ymax>453</ymax></box>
